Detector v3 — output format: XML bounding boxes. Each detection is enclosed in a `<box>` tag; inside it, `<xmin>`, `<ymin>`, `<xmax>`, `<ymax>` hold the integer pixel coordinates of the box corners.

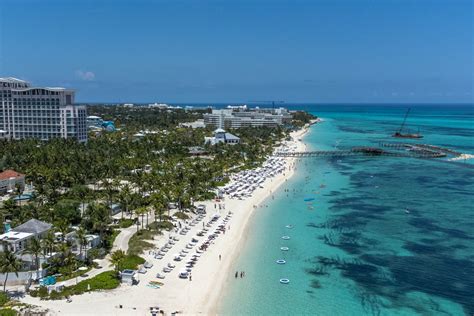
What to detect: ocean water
<box><xmin>219</xmin><ymin>105</ymin><xmax>474</xmax><ymax>316</ymax></box>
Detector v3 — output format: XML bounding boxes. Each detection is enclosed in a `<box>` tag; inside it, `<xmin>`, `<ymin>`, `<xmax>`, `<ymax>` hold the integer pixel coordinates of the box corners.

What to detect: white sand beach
<box><xmin>20</xmin><ymin>126</ymin><xmax>311</xmax><ymax>316</ymax></box>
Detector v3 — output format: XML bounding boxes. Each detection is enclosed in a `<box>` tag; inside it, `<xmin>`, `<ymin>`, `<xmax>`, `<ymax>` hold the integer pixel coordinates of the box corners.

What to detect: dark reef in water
<box><xmin>313</xmin><ymin>156</ymin><xmax>474</xmax><ymax>315</ymax></box>
<box><xmin>311</xmin><ymin>254</ymin><xmax>474</xmax><ymax>315</ymax></box>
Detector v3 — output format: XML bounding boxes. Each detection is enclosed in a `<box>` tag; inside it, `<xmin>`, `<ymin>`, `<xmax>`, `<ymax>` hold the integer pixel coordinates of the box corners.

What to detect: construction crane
<box><xmin>248</xmin><ymin>100</ymin><xmax>284</xmax><ymax>109</ymax></box>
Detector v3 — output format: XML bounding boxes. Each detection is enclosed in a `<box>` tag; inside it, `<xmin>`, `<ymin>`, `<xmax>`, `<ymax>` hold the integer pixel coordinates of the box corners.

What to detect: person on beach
<box><xmin>219</xmin><ymin>254</ymin><xmax>221</xmax><ymax>261</ymax></box>
<box><xmin>240</xmin><ymin>272</ymin><xmax>243</xmax><ymax>278</ymax></box>
<box><xmin>189</xmin><ymin>275</ymin><xmax>192</xmax><ymax>281</ymax></box>
<box><xmin>235</xmin><ymin>271</ymin><xmax>238</xmax><ymax>278</ymax></box>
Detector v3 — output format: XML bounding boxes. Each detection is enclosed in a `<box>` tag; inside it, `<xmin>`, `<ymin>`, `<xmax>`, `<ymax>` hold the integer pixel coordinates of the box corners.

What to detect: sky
<box><xmin>0</xmin><ymin>0</ymin><xmax>472</xmax><ymax>103</ymax></box>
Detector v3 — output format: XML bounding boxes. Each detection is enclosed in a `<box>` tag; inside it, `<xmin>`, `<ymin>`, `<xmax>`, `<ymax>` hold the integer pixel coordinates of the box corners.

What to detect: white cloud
<box><xmin>75</xmin><ymin>70</ymin><xmax>95</xmax><ymax>81</ymax></box>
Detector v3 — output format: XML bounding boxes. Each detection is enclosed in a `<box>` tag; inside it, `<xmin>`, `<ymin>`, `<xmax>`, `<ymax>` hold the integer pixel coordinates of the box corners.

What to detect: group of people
<box><xmin>234</xmin><ymin>271</ymin><xmax>245</xmax><ymax>279</ymax></box>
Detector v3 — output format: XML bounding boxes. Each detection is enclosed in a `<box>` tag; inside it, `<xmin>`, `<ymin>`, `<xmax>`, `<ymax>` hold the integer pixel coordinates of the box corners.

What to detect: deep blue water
<box><xmin>219</xmin><ymin>105</ymin><xmax>474</xmax><ymax>316</ymax></box>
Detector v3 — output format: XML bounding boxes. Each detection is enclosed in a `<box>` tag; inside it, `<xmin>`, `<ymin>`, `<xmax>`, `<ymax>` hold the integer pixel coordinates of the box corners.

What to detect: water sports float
<box><xmin>276</xmin><ymin>259</ymin><xmax>286</xmax><ymax>264</ymax></box>
<box><xmin>281</xmin><ymin>236</ymin><xmax>291</xmax><ymax>240</ymax></box>
<box><xmin>280</xmin><ymin>278</ymin><xmax>290</xmax><ymax>284</ymax></box>
<box><xmin>280</xmin><ymin>247</ymin><xmax>289</xmax><ymax>251</ymax></box>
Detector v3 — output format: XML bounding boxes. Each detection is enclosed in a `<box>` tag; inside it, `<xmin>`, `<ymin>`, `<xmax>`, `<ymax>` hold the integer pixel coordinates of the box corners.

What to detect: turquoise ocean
<box><xmin>218</xmin><ymin>105</ymin><xmax>474</xmax><ymax>316</ymax></box>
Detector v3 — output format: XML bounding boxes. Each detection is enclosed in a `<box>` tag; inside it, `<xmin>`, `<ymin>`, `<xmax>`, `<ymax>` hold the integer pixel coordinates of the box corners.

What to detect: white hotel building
<box><xmin>203</xmin><ymin>107</ymin><xmax>293</xmax><ymax>129</ymax></box>
<box><xmin>0</xmin><ymin>77</ymin><xmax>87</xmax><ymax>142</ymax></box>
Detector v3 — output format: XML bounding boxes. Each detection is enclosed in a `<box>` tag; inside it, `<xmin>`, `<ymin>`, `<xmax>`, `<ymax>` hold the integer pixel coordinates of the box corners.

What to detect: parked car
<box><xmin>144</xmin><ymin>262</ymin><xmax>153</xmax><ymax>269</ymax></box>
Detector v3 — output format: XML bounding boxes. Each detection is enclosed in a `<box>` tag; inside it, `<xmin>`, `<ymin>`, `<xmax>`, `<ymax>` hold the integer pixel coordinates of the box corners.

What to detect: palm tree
<box><xmin>0</xmin><ymin>244</ymin><xmax>22</xmax><ymax>292</ymax></box>
<box><xmin>87</xmin><ymin>203</ymin><xmax>111</xmax><ymax>246</ymax></box>
<box><xmin>0</xmin><ymin>199</ymin><xmax>16</xmax><ymax>225</ymax></box>
<box><xmin>118</xmin><ymin>184</ymin><xmax>132</xmax><ymax>219</ymax></box>
<box><xmin>76</xmin><ymin>227</ymin><xmax>88</xmax><ymax>260</ymax></box>
<box><xmin>134</xmin><ymin>208</ymin><xmax>144</xmax><ymax>232</ymax></box>
<box><xmin>110</xmin><ymin>250</ymin><xmax>125</xmax><ymax>273</ymax></box>
<box><xmin>41</xmin><ymin>231</ymin><xmax>56</xmax><ymax>256</ymax></box>
<box><xmin>24</xmin><ymin>238</ymin><xmax>43</xmax><ymax>278</ymax></box>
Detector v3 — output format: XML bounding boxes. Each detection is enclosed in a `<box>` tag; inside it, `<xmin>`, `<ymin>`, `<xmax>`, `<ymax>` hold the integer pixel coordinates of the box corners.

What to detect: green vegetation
<box><xmin>56</xmin><ymin>266</ymin><xmax>92</xmax><ymax>282</ymax></box>
<box><xmin>118</xmin><ymin>218</ymin><xmax>134</xmax><ymax>228</ymax></box>
<box><xmin>127</xmin><ymin>229</ymin><xmax>159</xmax><ymax>256</ymax></box>
<box><xmin>174</xmin><ymin>211</ymin><xmax>189</xmax><ymax>220</ymax></box>
<box><xmin>0</xmin><ymin>248</ymin><xmax>22</xmax><ymax>292</ymax></box>
<box><xmin>291</xmin><ymin>111</ymin><xmax>317</xmax><ymax>128</ymax></box>
<box><xmin>120</xmin><ymin>255</ymin><xmax>145</xmax><ymax>270</ymax></box>
<box><xmin>0</xmin><ymin>309</ymin><xmax>17</xmax><ymax>316</ymax></box>
<box><xmin>0</xmin><ymin>292</ymin><xmax>9</xmax><ymax>307</ymax></box>
<box><xmin>150</xmin><ymin>221</ymin><xmax>174</xmax><ymax>231</ymax></box>
<box><xmin>30</xmin><ymin>271</ymin><xmax>120</xmax><ymax>300</ymax></box>
<box><xmin>0</xmin><ymin>105</ymin><xmax>311</xmax><ymax>281</ymax></box>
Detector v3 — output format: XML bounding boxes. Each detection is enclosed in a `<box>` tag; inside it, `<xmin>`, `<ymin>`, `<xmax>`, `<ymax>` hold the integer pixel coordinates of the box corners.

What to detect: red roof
<box><xmin>0</xmin><ymin>170</ymin><xmax>25</xmax><ymax>180</ymax></box>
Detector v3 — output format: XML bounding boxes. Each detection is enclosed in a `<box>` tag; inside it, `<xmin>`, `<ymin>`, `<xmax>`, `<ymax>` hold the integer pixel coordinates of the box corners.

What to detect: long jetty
<box><xmin>274</xmin><ymin>143</ymin><xmax>460</xmax><ymax>159</ymax></box>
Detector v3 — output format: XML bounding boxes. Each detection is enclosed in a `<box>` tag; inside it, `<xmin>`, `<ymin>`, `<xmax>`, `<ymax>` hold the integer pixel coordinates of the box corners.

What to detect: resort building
<box><xmin>204</xmin><ymin>128</ymin><xmax>240</xmax><ymax>145</ymax></box>
<box><xmin>87</xmin><ymin>115</ymin><xmax>116</xmax><ymax>131</ymax></box>
<box><xmin>0</xmin><ymin>77</ymin><xmax>87</xmax><ymax>142</ymax></box>
<box><xmin>0</xmin><ymin>219</ymin><xmax>52</xmax><ymax>254</ymax></box>
<box><xmin>203</xmin><ymin>107</ymin><xmax>292</xmax><ymax>129</ymax></box>
<box><xmin>0</xmin><ymin>169</ymin><xmax>25</xmax><ymax>194</ymax></box>
<box><xmin>179</xmin><ymin>119</ymin><xmax>206</xmax><ymax>129</ymax></box>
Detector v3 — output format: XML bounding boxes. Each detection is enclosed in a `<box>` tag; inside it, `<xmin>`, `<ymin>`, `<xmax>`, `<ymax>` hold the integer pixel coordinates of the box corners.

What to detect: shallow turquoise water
<box><xmin>219</xmin><ymin>105</ymin><xmax>474</xmax><ymax>316</ymax></box>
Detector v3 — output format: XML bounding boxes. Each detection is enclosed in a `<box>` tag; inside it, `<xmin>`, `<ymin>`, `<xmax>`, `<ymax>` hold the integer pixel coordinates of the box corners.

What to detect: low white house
<box><xmin>0</xmin><ymin>219</ymin><xmax>53</xmax><ymax>273</ymax></box>
<box><xmin>65</xmin><ymin>230</ymin><xmax>101</xmax><ymax>260</ymax></box>
<box><xmin>204</xmin><ymin>128</ymin><xmax>240</xmax><ymax>146</ymax></box>
<box><xmin>0</xmin><ymin>231</ymin><xmax>33</xmax><ymax>253</ymax></box>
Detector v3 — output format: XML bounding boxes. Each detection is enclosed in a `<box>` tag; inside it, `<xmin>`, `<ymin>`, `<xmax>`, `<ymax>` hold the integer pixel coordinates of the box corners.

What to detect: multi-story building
<box><xmin>0</xmin><ymin>77</ymin><xmax>87</xmax><ymax>142</ymax></box>
<box><xmin>203</xmin><ymin>107</ymin><xmax>292</xmax><ymax>129</ymax></box>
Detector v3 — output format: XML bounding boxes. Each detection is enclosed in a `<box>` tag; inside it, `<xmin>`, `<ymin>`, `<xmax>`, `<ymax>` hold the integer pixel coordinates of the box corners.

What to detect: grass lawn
<box><xmin>120</xmin><ymin>255</ymin><xmax>145</xmax><ymax>270</ymax></box>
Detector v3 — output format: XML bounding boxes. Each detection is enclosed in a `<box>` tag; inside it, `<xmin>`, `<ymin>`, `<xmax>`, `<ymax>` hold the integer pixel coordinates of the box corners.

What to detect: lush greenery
<box><xmin>0</xmin><ymin>105</ymin><xmax>310</xmax><ymax>281</ymax></box>
<box><xmin>127</xmin><ymin>229</ymin><xmax>158</xmax><ymax>256</ymax></box>
<box><xmin>0</xmin><ymin>292</ymin><xmax>9</xmax><ymax>307</ymax></box>
<box><xmin>30</xmin><ymin>271</ymin><xmax>120</xmax><ymax>300</ymax></box>
<box><xmin>0</xmin><ymin>309</ymin><xmax>17</xmax><ymax>316</ymax></box>
<box><xmin>117</xmin><ymin>218</ymin><xmax>134</xmax><ymax>228</ymax></box>
<box><xmin>291</xmin><ymin>111</ymin><xmax>317</xmax><ymax>128</ymax></box>
<box><xmin>86</xmin><ymin>105</ymin><xmax>207</xmax><ymax>130</ymax></box>
<box><xmin>120</xmin><ymin>254</ymin><xmax>145</xmax><ymax>270</ymax></box>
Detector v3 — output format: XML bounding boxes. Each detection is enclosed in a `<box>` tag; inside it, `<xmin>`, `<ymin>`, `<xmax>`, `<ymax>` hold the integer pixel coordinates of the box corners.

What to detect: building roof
<box><xmin>13</xmin><ymin>219</ymin><xmax>52</xmax><ymax>235</ymax></box>
<box><xmin>0</xmin><ymin>170</ymin><xmax>25</xmax><ymax>180</ymax></box>
<box><xmin>0</xmin><ymin>231</ymin><xmax>33</xmax><ymax>242</ymax></box>
<box><xmin>214</xmin><ymin>128</ymin><xmax>226</xmax><ymax>133</ymax></box>
<box><xmin>225</xmin><ymin>133</ymin><xmax>240</xmax><ymax>140</ymax></box>
<box><xmin>0</xmin><ymin>77</ymin><xmax>28</xmax><ymax>84</ymax></box>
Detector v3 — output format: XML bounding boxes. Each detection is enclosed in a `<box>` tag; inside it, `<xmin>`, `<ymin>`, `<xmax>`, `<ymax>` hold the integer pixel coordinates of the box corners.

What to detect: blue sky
<box><xmin>0</xmin><ymin>0</ymin><xmax>472</xmax><ymax>103</ymax></box>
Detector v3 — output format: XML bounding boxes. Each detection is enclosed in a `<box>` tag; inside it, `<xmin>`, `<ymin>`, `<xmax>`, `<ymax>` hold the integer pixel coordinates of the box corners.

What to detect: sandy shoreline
<box><xmin>20</xmin><ymin>125</ymin><xmax>312</xmax><ymax>315</ymax></box>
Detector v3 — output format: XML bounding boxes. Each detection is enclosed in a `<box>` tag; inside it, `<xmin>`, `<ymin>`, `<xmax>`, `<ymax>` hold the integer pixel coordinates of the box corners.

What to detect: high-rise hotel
<box><xmin>0</xmin><ymin>77</ymin><xmax>87</xmax><ymax>142</ymax></box>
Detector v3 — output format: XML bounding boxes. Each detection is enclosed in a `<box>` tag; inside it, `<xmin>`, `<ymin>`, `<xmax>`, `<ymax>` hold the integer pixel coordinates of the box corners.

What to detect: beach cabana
<box><xmin>120</xmin><ymin>269</ymin><xmax>136</xmax><ymax>285</ymax></box>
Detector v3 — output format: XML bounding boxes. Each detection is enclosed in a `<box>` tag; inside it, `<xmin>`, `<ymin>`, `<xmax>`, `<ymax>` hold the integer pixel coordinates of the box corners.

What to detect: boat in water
<box><xmin>392</xmin><ymin>108</ymin><xmax>423</xmax><ymax>139</ymax></box>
